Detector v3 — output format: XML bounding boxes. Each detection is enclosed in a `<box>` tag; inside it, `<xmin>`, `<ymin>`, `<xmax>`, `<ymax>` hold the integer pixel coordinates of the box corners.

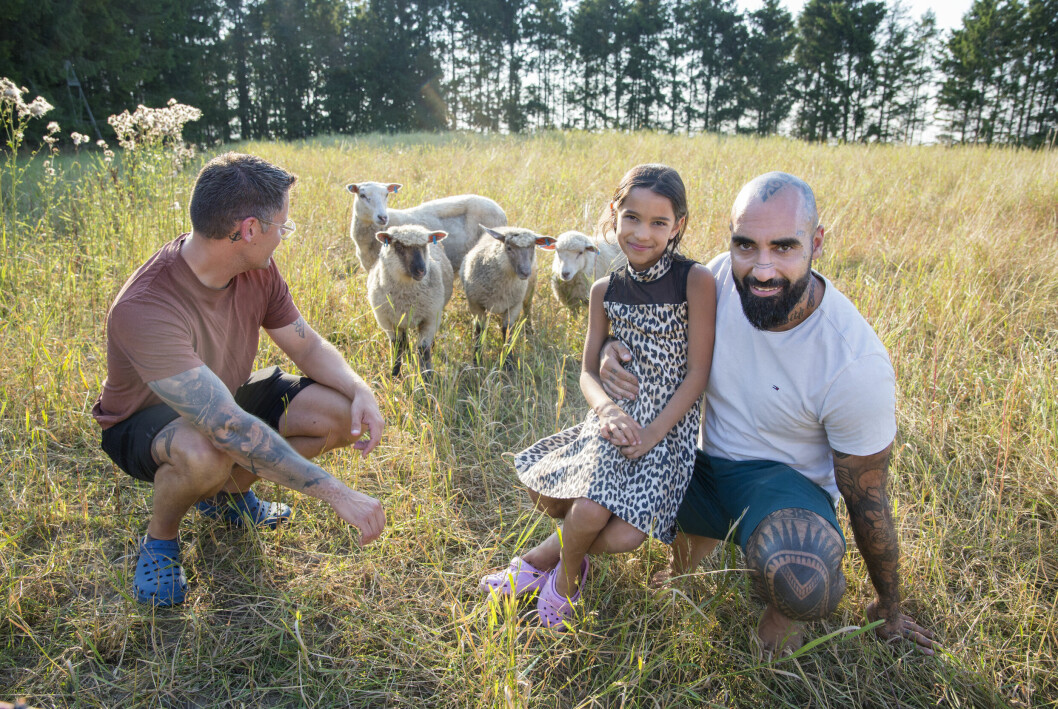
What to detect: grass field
<box><xmin>1</xmin><ymin>130</ymin><xmax>1056</xmax><ymax>707</ymax></box>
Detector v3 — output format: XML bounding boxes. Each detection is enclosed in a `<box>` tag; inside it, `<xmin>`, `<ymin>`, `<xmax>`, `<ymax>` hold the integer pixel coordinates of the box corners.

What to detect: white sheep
<box><xmin>346</xmin><ymin>181</ymin><xmax>507</xmax><ymax>273</ymax></box>
<box><xmin>367</xmin><ymin>225</ymin><xmax>454</xmax><ymax>377</ymax></box>
<box><xmin>540</xmin><ymin>230</ymin><xmax>627</xmax><ymax>312</ymax></box>
<box><xmin>461</xmin><ymin>226</ymin><xmax>555</xmax><ymax>364</ymax></box>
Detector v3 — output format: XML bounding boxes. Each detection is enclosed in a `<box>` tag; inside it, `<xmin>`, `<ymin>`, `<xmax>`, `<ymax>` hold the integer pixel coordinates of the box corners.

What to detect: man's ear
<box><xmin>237</xmin><ymin>216</ymin><xmax>263</xmax><ymax>243</ymax></box>
<box><xmin>812</xmin><ymin>224</ymin><xmax>825</xmax><ymax>259</ymax></box>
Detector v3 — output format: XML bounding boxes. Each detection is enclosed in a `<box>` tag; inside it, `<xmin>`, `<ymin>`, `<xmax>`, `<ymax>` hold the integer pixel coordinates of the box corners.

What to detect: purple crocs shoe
<box><xmin>479</xmin><ymin>556</ymin><xmax>550</xmax><ymax>598</ymax></box>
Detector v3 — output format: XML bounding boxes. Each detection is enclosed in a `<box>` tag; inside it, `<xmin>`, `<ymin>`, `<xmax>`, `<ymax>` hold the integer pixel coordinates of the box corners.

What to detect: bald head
<box><xmin>732</xmin><ymin>172</ymin><xmax>818</xmax><ymax>236</ymax></box>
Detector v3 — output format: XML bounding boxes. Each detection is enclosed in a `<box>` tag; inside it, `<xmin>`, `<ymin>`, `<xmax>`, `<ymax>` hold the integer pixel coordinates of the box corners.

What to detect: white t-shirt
<box><xmin>700</xmin><ymin>253</ymin><xmax>897</xmax><ymax>501</ymax></box>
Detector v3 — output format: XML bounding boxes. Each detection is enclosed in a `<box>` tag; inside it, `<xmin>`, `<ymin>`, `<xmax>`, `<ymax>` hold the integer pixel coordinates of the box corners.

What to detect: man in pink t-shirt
<box><xmin>93</xmin><ymin>152</ymin><xmax>386</xmax><ymax>606</ymax></box>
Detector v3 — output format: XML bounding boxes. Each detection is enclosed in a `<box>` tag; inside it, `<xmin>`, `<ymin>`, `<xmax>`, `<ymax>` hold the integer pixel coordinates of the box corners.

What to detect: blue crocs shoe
<box><xmin>195</xmin><ymin>489</ymin><xmax>292</xmax><ymax>529</ymax></box>
<box><xmin>134</xmin><ymin>536</ymin><xmax>187</xmax><ymax>606</ymax></box>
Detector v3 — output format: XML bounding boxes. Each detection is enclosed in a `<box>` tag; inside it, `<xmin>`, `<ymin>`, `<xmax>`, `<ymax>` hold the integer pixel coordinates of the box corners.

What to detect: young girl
<box><xmin>480</xmin><ymin>164</ymin><xmax>716</xmax><ymax>628</ymax></box>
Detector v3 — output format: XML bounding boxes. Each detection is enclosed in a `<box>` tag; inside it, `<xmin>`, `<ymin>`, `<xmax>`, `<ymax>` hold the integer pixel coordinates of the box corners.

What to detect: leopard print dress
<box><xmin>514</xmin><ymin>254</ymin><xmax>700</xmax><ymax>544</ymax></box>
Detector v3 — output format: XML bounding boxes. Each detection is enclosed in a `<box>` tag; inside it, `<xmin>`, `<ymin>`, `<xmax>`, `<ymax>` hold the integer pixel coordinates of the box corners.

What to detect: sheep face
<box><xmin>483</xmin><ymin>227</ymin><xmax>556</xmax><ymax>280</ymax></box>
<box><xmin>347</xmin><ymin>181</ymin><xmax>402</xmax><ymax>227</ymax></box>
<box><xmin>548</xmin><ymin>232</ymin><xmax>600</xmax><ymax>282</ymax></box>
<box><xmin>376</xmin><ymin>227</ymin><xmax>447</xmax><ymax>282</ymax></box>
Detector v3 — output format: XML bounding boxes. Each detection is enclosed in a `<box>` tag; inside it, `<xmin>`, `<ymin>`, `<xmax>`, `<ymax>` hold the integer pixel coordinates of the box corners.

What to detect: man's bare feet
<box><xmin>756</xmin><ymin>604</ymin><xmax>804</xmax><ymax>657</ymax></box>
<box><xmin>649</xmin><ymin>567</ymin><xmax>676</xmax><ymax>589</ymax></box>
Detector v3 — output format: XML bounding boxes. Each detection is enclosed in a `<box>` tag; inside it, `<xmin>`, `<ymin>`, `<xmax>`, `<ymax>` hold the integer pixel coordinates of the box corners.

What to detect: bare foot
<box><xmin>649</xmin><ymin>567</ymin><xmax>677</xmax><ymax>589</ymax></box>
<box><xmin>756</xmin><ymin>604</ymin><xmax>804</xmax><ymax>657</ymax></box>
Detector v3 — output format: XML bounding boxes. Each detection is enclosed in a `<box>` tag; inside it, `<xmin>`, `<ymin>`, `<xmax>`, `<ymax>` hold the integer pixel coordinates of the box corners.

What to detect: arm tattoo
<box><xmin>833</xmin><ymin>445</ymin><xmax>900</xmax><ymax>612</ymax></box>
<box><xmin>148</xmin><ymin>366</ymin><xmax>332</xmax><ymax>494</ymax></box>
<box><xmin>294</xmin><ymin>317</ymin><xmax>306</xmax><ymax>338</ymax></box>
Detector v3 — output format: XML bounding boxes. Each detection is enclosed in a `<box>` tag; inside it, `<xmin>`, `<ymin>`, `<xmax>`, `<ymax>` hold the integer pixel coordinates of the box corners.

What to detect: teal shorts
<box><xmin>675</xmin><ymin>450</ymin><xmax>845</xmax><ymax>551</ymax></box>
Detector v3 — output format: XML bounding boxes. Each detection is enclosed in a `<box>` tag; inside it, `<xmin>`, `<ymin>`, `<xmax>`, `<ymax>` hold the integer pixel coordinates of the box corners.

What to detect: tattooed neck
<box><xmin>781</xmin><ymin>275</ymin><xmax>819</xmax><ymax>329</ymax></box>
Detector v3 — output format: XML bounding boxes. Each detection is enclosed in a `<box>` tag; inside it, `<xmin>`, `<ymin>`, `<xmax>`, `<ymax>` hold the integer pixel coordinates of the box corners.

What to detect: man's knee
<box><xmin>746</xmin><ymin>508</ymin><xmax>846</xmax><ymax>621</ymax></box>
<box><xmin>279</xmin><ymin>384</ymin><xmax>358</xmax><ymax>451</ymax></box>
<box><xmin>160</xmin><ymin>432</ymin><xmax>234</xmax><ymax>492</ymax></box>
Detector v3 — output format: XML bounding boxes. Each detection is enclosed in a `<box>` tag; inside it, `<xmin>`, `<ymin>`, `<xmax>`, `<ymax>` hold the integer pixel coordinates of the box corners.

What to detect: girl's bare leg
<box><xmin>553</xmin><ymin>498</ymin><xmax>612</xmax><ymax>596</ymax></box>
<box><xmin>587</xmin><ymin>515</ymin><xmax>647</xmax><ymax>554</ymax></box>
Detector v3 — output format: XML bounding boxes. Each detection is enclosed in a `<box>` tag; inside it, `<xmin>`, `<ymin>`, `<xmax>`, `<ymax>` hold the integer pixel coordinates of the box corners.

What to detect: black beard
<box><xmin>734</xmin><ymin>267</ymin><xmax>813</xmax><ymax>330</ymax></box>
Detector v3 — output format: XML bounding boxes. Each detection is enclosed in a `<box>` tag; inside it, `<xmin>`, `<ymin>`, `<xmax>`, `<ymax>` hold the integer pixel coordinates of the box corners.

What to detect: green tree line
<box><xmin>1</xmin><ymin>0</ymin><xmax>1055</xmax><ymax>146</ymax></box>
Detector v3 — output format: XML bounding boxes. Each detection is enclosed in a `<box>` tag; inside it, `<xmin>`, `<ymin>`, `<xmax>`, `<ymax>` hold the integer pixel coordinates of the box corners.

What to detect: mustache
<box><xmin>742</xmin><ymin>276</ymin><xmax>790</xmax><ymax>290</ymax></box>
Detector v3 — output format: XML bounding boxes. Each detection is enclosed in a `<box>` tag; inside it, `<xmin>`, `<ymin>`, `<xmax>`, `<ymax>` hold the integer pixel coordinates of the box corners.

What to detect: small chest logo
<box><xmin>772</xmin><ymin>385</ymin><xmax>780</xmax><ymax>391</ymax></box>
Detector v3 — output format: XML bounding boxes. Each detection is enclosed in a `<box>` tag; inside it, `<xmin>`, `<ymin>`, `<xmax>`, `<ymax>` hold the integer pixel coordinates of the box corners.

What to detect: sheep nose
<box><xmin>411</xmin><ymin>267</ymin><xmax>426</xmax><ymax>280</ymax></box>
<box><xmin>561</xmin><ymin>270</ymin><xmax>574</xmax><ymax>280</ymax></box>
<box><xmin>377</xmin><ymin>215</ymin><xmax>388</xmax><ymax>225</ymax></box>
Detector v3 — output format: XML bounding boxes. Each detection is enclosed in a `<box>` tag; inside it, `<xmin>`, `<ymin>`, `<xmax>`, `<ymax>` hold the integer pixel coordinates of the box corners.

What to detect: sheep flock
<box><xmin>349</xmin><ymin>179</ymin><xmax>624</xmax><ymax>376</ymax></box>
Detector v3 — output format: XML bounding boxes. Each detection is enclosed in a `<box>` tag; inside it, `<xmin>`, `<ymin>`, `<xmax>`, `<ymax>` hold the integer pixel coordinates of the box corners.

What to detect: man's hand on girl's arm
<box><xmin>599</xmin><ymin>339</ymin><xmax>640</xmax><ymax>401</ymax></box>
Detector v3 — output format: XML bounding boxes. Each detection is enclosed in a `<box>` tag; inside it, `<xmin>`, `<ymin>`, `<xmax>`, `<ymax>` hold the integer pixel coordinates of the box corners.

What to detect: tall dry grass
<box><xmin>1</xmin><ymin>131</ymin><xmax>1055</xmax><ymax>707</ymax></box>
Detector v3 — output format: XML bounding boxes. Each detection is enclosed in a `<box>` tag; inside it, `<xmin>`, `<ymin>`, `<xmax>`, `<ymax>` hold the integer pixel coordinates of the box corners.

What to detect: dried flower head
<box><xmin>0</xmin><ymin>77</ymin><xmax>24</xmax><ymax>104</ymax></box>
<box><xmin>23</xmin><ymin>96</ymin><xmax>53</xmax><ymax>118</ymax></box>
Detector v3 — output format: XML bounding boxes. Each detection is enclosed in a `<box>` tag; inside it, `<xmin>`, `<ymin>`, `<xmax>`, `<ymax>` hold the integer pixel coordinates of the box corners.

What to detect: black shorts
<box><xmin>100</xmin><ymin>366</ymin><xmax>315</xmax><ymax>483</ymax></box>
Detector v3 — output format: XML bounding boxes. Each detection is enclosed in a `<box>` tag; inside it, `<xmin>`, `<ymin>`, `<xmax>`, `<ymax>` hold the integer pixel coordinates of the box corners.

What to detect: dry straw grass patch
<box><xmin>1</xmin><ymin>131</ymin><xmax>1056</xmax><ymax>707</ymax></box>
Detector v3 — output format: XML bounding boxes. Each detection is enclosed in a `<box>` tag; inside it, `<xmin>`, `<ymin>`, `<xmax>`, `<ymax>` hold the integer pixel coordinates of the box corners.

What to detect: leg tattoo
<box><xmin>746</xmin><ymin>508</ymin><xmax>846</xmax><ymax>621</ymax></box>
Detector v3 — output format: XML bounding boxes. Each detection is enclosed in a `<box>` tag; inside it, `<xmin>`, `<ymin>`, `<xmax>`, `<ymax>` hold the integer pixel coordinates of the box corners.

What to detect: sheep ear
<box><xmin>586</xmin><ymin>244</ymin><xmax>599</xmax><ymax>253</ymax></box>
<box><xmin>483</xmin><ymin>227</ymin><xmax>505</xmax><ymax>241</ymax></box>
<box><xmin>346</xmin><ymin>183</ymin><xmax>359</xmax><ymax>194</ymax></box>
<box><xmin>387</xmin><ymin>183</ymin><xmax>402</xmax><ymax>194</ymax></box>
<box><xmin>375</xmin><ymin>231</ymin><xmax>391</xmax><ymax>245</ymax></box>
<box><xmin>535</xmin><ymin>236</ymin><xmax>557</xmax><ymax>250</ymax></box>
<box><xmin>428</xmin><ymin>231</ymin><xmax>448</xmax><ymax>244</ymax></box>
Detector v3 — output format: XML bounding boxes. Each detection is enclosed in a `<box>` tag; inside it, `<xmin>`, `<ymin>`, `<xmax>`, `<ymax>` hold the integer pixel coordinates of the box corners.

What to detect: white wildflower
<box><xmin>70</xmin><ymin>132</ymin><xmax>89</xmax><ymax>146</ymax></box>
<box><xmin>0</xmin><ymin>77</ymin><xmax>23</xmax><ymax>103</ymax></box>
<box><xmin>24</xmin><ymin>96</ymin><xmax>53</xmax><ymax>118</ymax></box>
<box><xmin>47</xmin><ymin>121</ymin><xmax>60</xmax><ymax>134</ymax></box>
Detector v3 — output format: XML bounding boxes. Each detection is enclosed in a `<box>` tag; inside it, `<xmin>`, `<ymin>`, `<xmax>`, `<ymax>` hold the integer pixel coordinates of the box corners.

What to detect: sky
<box><xmin>736</xmin><ymin>0</ymin><xmax>975</xmax><ymax>33</ymax></box>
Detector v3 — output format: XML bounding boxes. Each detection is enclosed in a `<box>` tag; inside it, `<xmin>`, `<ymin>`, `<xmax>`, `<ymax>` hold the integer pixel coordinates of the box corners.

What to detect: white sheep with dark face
<box><xmin>346</xmin><ymin>181</ymin><xmax>506</xmax><ymax>273</ymax></box>
<box><xmin>460</xmin><ymin>226</ymin><xmax>556</xmax><ymax>365</ymax></box>
<box><xmin>541</xmin><ymin>230</ymin><xmax>627</xmax><ymax>312</ymax></box>
<box><xmin>367</xmin><ymin>225</ymin><xmax>454</xmax><ymax>377</ymax></box>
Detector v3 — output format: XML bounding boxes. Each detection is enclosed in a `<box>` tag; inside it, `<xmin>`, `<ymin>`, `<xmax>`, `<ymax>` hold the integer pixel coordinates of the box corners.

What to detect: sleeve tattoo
<box><xmin>833</xmin><ymin>445</ymin><xmax>901</xmax><ymax>611</ymax></box>
<box><xmin>148</xmin><ymin>365</ymin><xmax>331</xmax><ymax>493</ymax></box>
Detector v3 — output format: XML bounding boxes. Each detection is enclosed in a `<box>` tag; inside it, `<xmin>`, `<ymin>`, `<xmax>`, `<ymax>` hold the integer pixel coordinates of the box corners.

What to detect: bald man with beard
<box><xmin>599</xmin><ymin>172</ymin><xmax>935</xmax><ymax>656</ymax></box>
